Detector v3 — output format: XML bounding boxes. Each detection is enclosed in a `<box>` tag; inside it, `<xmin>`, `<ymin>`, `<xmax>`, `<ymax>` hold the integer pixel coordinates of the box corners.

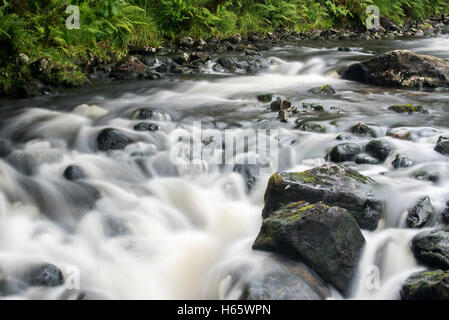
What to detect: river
<box><xmin>1</xmin><ymin>33</ymin><xmax>449</xmax><ymax>299</ymax></box>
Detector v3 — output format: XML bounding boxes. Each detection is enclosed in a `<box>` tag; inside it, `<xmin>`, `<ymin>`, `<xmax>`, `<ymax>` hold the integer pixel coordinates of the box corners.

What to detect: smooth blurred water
<box><xmin>1</xmin><ymin>34</ymin><xmax>449</xmax><ymax>299</ymax></box>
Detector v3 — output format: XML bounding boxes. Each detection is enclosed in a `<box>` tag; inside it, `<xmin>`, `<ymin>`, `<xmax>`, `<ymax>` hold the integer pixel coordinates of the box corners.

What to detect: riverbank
<box><xmin>3</xmin><ymin>15</ymin><xmax>448</xmax><ymax>100</ymax></box>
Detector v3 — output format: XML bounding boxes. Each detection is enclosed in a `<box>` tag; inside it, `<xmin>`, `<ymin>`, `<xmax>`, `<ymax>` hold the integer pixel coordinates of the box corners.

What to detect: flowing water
<box><xmin>1</xmin><ymin>33</ymin><xmax>449</xmax><ymax>300</ymax></box>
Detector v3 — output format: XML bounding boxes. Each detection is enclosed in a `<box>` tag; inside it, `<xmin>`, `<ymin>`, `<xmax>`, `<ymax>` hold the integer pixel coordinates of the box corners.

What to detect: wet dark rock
<box><xmin>133</xmin><ymin>122</ymin><xmax>160</xmax><ymax>132</ymax></box>
<box><xmin>392</xmin><ymin>154</ymin><xmax>413</xmax><ymax>169</ymax></box>
<box><xmin>355</xmin><ymin>153</ymin><xmax>380</xmax><ymax>165</ymax></box>
<box><xmin>25</xmin><ymin>264</ymin><xmax>64</xmax><ymax>287</ymax></box>
<box><xmin>178</xmin><ymin>37</ymin><xmax>194</xmax><ymax>48</ymax></box>
<box><xmin>110</xmin><ymin>56</ymin><xmax>148</xmax><ymax>79</ymax></box>
<box><xmin>401</xmin><ymin>270</ymin><xmax>449</xmax><ymax>300</ymax></box>
<box><xmin>190</xmin><ymin>52</ymin><xmax>210</xmax><ymax>63</ymax></box>
<box><xmin>216</xmin><ymin>57</ymin><xmax>238</xmax><ymax>70</ymax></box>
<box><xmin>0</xmin><ymin>139</ymin><xmax>13</xmax><ymax>158</ymax></box>
<box><xmin>407</xmin><ymin>196</ymin><xmax>434</xmax><ymax>228</ymax></box>
<box><xmin>241</xmin><ymin>258</ymin><xmax>330</xmax><ymax>300</ymax></box>
<box><xmin>297</xmin><ymin>121</ymin><xmax>326</xmax><ymax>133</ymax></box>
<box><xmin>63</xmin><ymin>165</ymin><xmax>85</xmax><ymax>181</ymax></box>
<box><xmin>351</xmin><ymin>123</ymin><xmax>376</xmax><ymax>137</ymax></box>
<box><xmin>96</xmin><ymin>128</ymin><xmax>132</xmax><ymax>152</ymax></box>
<box><xmin>441</xmin><ymin>207</ymin><xmax>449</xmax><ymax>224</ymax></box>
<box><xmin>412</xmin><ymin>228</ymin><xmax>449</xmax><ymax>269</ymax></box>
<box><xmin>307</xmin><ymin>84</ymin><xmax>336</xmax><ymax>96</ymax></box>
<box><xmin>365</xmin><ymin>139</ymin><xmax>393</xmax><ymax>162</ymax></box>
<box><xmin>173</xmin><ymin>52</ymin><xmax>190</xmax><ymax>65</ymax></box>
<box><xmin>434</xmin><ymin>138</ymin><xmax>449</xmax><ymax>156</ymax></box>
<box><xmin>257</xmin><ymin>94</ymin><xmax>274</xmax><ymax>103</ymax></box>
<box><xmin>342</xmin><ymin>50</ymin><xmax>449</xmax><ymax>89</ymax></box>
<box><xmin>262</xmin><ymin>164</ymin><xmax>382</xmax><ymax>230</ymax></box>
<box><xmin>233</xmin><ymin>163</ymin><xmax>259</xmax><ymax>191</ymax></box>
<box><xmin>388</xmin><ymin>104</ymin><xmax>428</xmax><ymax>114</ymax></box>
<box><xmin>336</xmin><ymin>133</ymin><xmax>353</xmax><ymax>141</ymax></box>
<box><xmin>253</xmin><ymin>201</ymin><xmax>365</xmax><ymax>295</ymax></box>
<box><xmin>270</xmin><ymin>100</ymin><xmax>291</xmax><ymax>112</ymax></box>
<box><xmin>328</xmin><ymin>142</ymin><xmax>362</xmax><ymax>162</ymax></box>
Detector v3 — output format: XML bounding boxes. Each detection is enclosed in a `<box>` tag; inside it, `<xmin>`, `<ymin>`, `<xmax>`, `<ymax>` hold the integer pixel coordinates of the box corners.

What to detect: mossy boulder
<box><xmin>412</xmin><ymin>228</ymin><xmax>449</xmax><ymax>269</ymax></box>
<box><xmin>307</xmin><ymin>84</ymin><xmax>336</xmax><ymax>96</ymax></box>
<box><xmin>328</xmin><ymin>142</ymin><xmax>362</xmax><ymax>162</ymax></box>
<box><xmin>263</xmin><ymin>164</ymin><xmax>383</xmax><ymax>230</ymax></box>
<box><xmin>401</xmin><ymin>270</ymin><xmax>449</xmax><ymax>300</ymax></box>
<box><xmin>253</xmin><ymin>201</ymin><xmax>365</xmax><ymax>295</ymax></box>
<box><xmin>388</xmin><ymin>104</ymin><xmax>428</xmax><ymax>114</ymax></box>
<box><xmin>407</xmin><ymin>196</ymin><xmax>434</xmax><ymax>228</ymax></box>
<box><xmin>342</xmin><ymin>50</ymin><xmax>449</xmax><ymax>89</ymax></box>
<box><xmin>241</xmin><ymin>258</ymin><xmax>331</xmax><ymax>300</ymax></box>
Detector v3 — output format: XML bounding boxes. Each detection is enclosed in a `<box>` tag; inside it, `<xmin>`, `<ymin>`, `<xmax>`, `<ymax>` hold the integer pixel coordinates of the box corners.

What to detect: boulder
<box><xmin>442</xmin><ymin>207</ymin><xmax>449</xmax><ymax>224</ymax></box>
<box><xmin>407</xmin><ymin>196</ymin><xmax>433</xmax><ymax>228</ymax></box>
<box><xmin>63</xmin><ymin>165</ymin><xmax>85</xmax><ymax>181</ymax></box>
<box><xmin>257</xmin><ymin>94</ymin><xmax>274</xmax><ymax>103</ymax></box>
<box><xmin>96</xmin><ymin>128</ymin><xmax>132</xmax><ymax>152</ymax></box>
<box><xmin>342</xmin><ymin>50</ymin><xmax>449</xmax><ymax>89</ymax></box>
<box><xmin>401</xmin><ymin>270</ymin><xmax>449</xmax><ymax>300</ymax></box>
<box><xmin>435</xmin><ymin>137</ymin><xmax>449</xmax><ymax>156</ymax></box>
<box><xmin>110</xmin><ymin>56</ymin><xmax>148</xmax><ymax>79</ymax></box>
<box><xmin>25</xmin><ymin>264</ymin><xmax>64</xmax><ymax>287</ymax></box>
<box><xmin>307</xmin><ymin>85</ymin><xmax>336</xmax><ymax>96</ymax></box>
<box><xmin>388</xmin><ymin>104</ymin><xmax>428</xmax><ymax>114</ymax></box>
<box><xmin>328</xmin><ymin>142</ymin><xmax>362</xmax><ymax>162</ymax></box>
<box><xmin>351</xmin><ymin>123</ymin><xmax>376</xmax><ymax>137</ymax></box>
<box><xmin>253</xmin><ymin>201</ymin><xmax>365</xmax><ymax>295</ymax></box>
<box><xmin>412</xmin><ymin>228</ymin><xmax>449</xmax><ymax>269</ymax></box>
<box><xmin>392</xmin><ymin>154</ymin><xmax>413</xmax><ymax>169</ymax></box>
<box><xmin>262</xmin><ymin>164</ymin><xmax>383</xmax><ymax>230</ymax></box>
<box><xmin>241</xmin><ymin>258</ymin><xmax>331</xmax><ymax>300</ymax></box>
<box><xmin>365</xmin><ymin>139</ymin><xmax>392</xmax><ymax>162</ymax></box>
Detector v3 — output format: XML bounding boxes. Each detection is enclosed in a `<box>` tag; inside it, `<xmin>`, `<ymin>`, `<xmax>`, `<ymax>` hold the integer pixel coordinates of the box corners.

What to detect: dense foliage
<box><xmin>1</xmin><ymin>0</ymin><xmax>448</xmax><ymax>94</ymax></box>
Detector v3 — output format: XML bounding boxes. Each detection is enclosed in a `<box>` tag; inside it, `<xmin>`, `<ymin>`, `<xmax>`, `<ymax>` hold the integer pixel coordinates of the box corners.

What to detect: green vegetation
<box><xmin>1</xmin><ymin>0</ymin><xmax>449</xmax><ymax>96</ymax></box>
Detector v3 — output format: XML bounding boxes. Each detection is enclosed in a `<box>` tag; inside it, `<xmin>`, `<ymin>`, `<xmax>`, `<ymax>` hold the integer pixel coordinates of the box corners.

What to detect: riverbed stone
<box><xmin>407</xmin><ymin>196</ymin><xmax>434</xmax><ymax>228</ymax></box>
<box><xmin>412</xmin><ymin>228</ymin><xmax>449</xmax><ymax>269</ymax></box>
<box><xmin>351</xmin><ymin>123</ymin><xmax>376</xmax><ymax>137</ymax></box>
<box><xmin>307</xmin><ymin>84</ymin><xmax>336</xmax><ymax>96</ymax></box>
<box><xmin>342</xmin><ymin>50</ymin><xmax>449</xmax><ymax>89</ymax></box>
<box><xmin>262</xmin><ymin>164</ymin><xmax>382</xmax><ymax>230</ymax></box>
<box><xmin>96</xmin><ymin>128</ymin><xmax>132</xmax><ymax>152</ymax></box>
<box><xmin>253</xmin><ymin>201</ymin><xmax>365</xmax><ymax>295</ymax></box>
<box><xmin>25</xmin><ymin>264</ymin><xmax>64</xmax><ymax>287</ymax></box>
<box><xmin>391</xmin><ymin>154</ymin><xmax>413</xmax><ymax>169</ymax></box>
<box><xmin>388</xmin><ymin>104</ymin><xmax>428</xmax><ymax>114</ymax></box>
<box><xmin>240</xmin><ymin>258</ymin><xmax>331</xmax><ymax>300</ymax></box>
<box><xmin>63</xmin><ymin>165</ymin><xmax>85</xmax><ymax>181</ymax></box>
<box><xmin>110</xmin><ymin>56</ymin><xmax>148</xmax><ymax>79</ymax></box>
<box><xmin>401</xmin><ymin>270</ymin><xmax>449</xmax><ymax>300</ymax></box>
<box><xmin>365</xmin><ymin>139</ymin><xmax>393</xmax><ymax>162</ymax></box>
<box><xmin>434</xmin><ymin>138</ymin><xmax>449</xmax><ymax>156</ymax></box>
<box><xmin>328</xmin><ymin>142</ymin><xmax>361</xmax><ymax>162</ymax></box>
<box><xmin>270</xmin><ymin>100</ymin><xmax>291</xmax><ymax>112</ymax></box>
